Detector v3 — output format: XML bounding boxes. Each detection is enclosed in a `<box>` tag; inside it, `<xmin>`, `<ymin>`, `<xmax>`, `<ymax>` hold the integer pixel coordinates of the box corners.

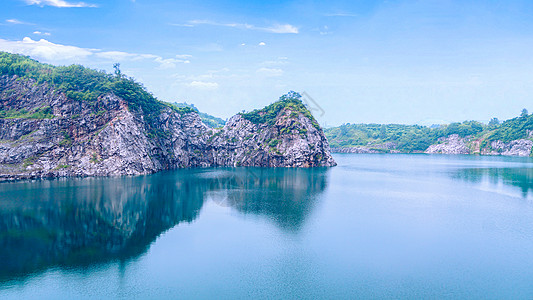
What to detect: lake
<box><xmin>1</xmin><ymin>154</ymin><xmax>533</xmax><ymax>299</ymax></box>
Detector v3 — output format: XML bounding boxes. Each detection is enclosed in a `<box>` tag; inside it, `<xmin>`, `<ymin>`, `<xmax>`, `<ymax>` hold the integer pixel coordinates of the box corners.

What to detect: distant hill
<box><xmin>325</xmin><ymin>121</ymin><xmax>484</xmax><ymax>152</ymax></box>
<box><xmin>326</xmin><ymin>112</ymin><xmax>533</xmax><ymax>156</ymax></box>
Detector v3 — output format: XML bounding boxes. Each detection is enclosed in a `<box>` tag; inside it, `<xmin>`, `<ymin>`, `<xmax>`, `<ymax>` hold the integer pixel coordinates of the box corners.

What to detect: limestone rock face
<box><xmin>0</xmin><ymin>75</ymin><xmax>335</xmax><ymax>180</ymax></box>
<box><xmin>425</xmin><ymin>134</ymin><xmax>470</xmax><ymax>155</ymax></box>
<box><xmin>482</xmin><ymin>139</ymin><xmax>533</xmax><ymax>156</ymax></box>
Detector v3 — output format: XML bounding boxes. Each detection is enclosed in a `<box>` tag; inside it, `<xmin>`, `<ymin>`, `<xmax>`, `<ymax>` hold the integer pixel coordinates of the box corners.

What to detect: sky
<box><xmin>1</xmin><ymin>0</ymin><xmax>533</xmax><ymax>127</ymax></box>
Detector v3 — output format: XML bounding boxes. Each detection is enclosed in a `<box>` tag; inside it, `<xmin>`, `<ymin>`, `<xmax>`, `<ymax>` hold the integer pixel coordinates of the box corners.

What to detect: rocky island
<box><xmin>0</xmin><ymin>52</ymin><xmax>335</xmax><ymax>180</ymax></box>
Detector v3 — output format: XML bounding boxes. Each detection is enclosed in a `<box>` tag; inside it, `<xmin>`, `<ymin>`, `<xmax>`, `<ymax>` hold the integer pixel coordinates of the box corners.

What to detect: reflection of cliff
<box><xmin>207</xmin><ymin>168</ymin><xmax>329</xmax><ymax>231</ymax></box>
<box><xmin>0</xmin><ymin>168</ymin><xmax>329</xmax><ymax>283</ymax></box>
<box><xmin>451</xmin><ymin>167</ymin><xmax>533</xmax><ymax>198</ymax></box>
<box><xmin>0</xmin><ymin>174</ymin><xmax>206</xmax><ymax>282</ymax></box>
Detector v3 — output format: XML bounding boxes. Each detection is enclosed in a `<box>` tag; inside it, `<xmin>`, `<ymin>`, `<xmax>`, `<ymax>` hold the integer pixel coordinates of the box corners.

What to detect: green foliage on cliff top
<box><xmin>481</xmin><ymin>112</ymin><xmax>533</xmax><ymax>147</ymax></box>
<box><xmin>240</xmin><ymin>91</ymin><xmax>320</xmax><ymax>130</ymax></box>
<box><xmin>0</xmin><ymin>52</ymin><xmax>194</xmax><ymax>124</ymax></box>
<box><xmin>171</xmin><ymin>102</ymin><xmax>226</xmax><ymax>128</ymax></box>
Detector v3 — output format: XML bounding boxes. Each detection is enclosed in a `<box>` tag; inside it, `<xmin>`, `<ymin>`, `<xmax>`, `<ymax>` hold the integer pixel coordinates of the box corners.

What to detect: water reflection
<box><xmin>0</xmin><ymin>167</ymin><xmax>329</xmax><ymax>284</ymax></box>
<box><xmin>451</xmin><ymin>167</ymin><xmax>533</xmax><ymax>199</ymax></box>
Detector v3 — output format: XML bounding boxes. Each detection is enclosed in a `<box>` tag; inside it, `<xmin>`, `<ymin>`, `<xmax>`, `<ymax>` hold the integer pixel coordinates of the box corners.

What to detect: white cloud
<box><xmin>0</xmin><ymin>37</ymin><xmax>93</xmax><ymax>61</ymax></box>
<box><xmin>6</xmin><ymin>19</ymin><xmax>34</xmax><ymax>25</ymax></box>
<box><xmin>175</xmin><ymin>54</ymin><xmax>192</xmax><ymax>59</ymax></box>
<box><xmin>94</xmin><ymin>51</ymin><xmax>190</xmax><ymax>68</ymax></box>
<box><xmin>319</xmin><ymin>25</ymin><xmax>331</xmax><ymax>35</ymax></box>
<box><xmin>266</xmin><ymin>24</ymin><xmax>299</xmax><ymax>34</ymax></box>
<box><xmin>24</xmin><ymin>0</ymin><xmax>98</xmax><ymax>8</ymax></box>
<box><xmin>33</xmin><ymin>31</ymin><xmax>51</xmax><ymax>36</ymax></box>
<box><xmin>187</xmin><ymin>81</ymin><xmax>219</xmax><ymax>90</ymax></box>
<box><xmin>177</xmin><ymin>20</ymin><xmax>299</xmax><ymax>34</ymax></box>
<box><xmin>258</xmin><ymin>42</ymin><xmax>266</xmax><ymax>46</ymax></box>
<box><xmin>154</xmin><ymin>57</ymin><xmax>190</xmax><ymax>69</ymax></box>
<box><xmin>96</xmin><ymin>51</ymin><xmax>143</xmax><ymax>61</ymax></box>
<box><xmin>0</xmin><ymin>37</ymin><xmax>189</xmax><ymax>68</ymax></box>
<box><xmin>256</xmin><ymin>67</ymin><xmax>283</xmax><ymax>77</ymax></box>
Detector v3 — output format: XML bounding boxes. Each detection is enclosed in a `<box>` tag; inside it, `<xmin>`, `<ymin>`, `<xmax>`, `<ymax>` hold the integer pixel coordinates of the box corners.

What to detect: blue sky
<box><xmin>1</xmin><ymin>0</ymin><xmax>533</xmax><ymax>126</ymax></box>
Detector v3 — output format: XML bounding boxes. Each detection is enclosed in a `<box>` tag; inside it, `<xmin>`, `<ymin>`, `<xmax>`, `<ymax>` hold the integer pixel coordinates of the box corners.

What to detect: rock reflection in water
<box><xmin>451</xmin><ymin>167</ymin><xmax>533</xmax><ymax>198</ymax></box>
<box><xmin>206</xmin><ymin>168</ymin><xmax>328</xmax><ymax>231</ymax></box>
<box><xmin>0</xmin><ymin>167</ymin><xmax>329</xmax><ymax>283</ymax></box>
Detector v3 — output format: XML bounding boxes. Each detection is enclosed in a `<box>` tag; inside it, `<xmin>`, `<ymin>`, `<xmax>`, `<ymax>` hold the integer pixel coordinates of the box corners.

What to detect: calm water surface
<box><xmin>2</xmin><ymin>154</ymin><xmax>533</xmax><ymax>299</ymax></box>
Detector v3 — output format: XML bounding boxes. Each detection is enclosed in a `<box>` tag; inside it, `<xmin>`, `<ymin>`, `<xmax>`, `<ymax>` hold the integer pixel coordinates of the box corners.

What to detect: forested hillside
<box><xmin>325</xmin><ymin>110</ymin><xmax>533</xmax><ymax>154</ymax></box>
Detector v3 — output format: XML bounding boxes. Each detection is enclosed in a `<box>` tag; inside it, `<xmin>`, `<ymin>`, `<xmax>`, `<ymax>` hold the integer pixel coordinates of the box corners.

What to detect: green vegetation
<box><xmin>0</xmin><ymin>51</ymin><xmax>196</xmax><ymax>136</ymax></box>
<box><xmin>240</xmin><ymin>91</ymin><xmax>320</xmax><ymax>130</ymax></box>
<box><xmin>59</xmin><ymin>131</ymin><xmax>72</xmax><ymax>147</ymax></box>
<box><xmin>268</xmin><ymin>139</ymin><xmax>280</xmax><ymax>148</ymax></box>
<box><xmin>53</xmin><ymin>164</ymin><xmax>70</xmax><ymax>170</ymax></box>
<box><xmin>90</xmin><ymin>153</ymin><xmax>103</xmax><ymax>164</ymax></box>
<box><xmin>325</xmin><ymin>120</ymin><xmax>486</xmax><ymax>152</ymax></box>
<box><xmin>22</xmin><ymin>157</ymin><xmax>35</xmax><ymax>168</ymax></box>
<box><xmin>481</xmin><ymin>112</ymin><xmax>533</xmax><ymax>147</ymax></box>
<box><xmin>170</xmin><ymin>102</ymin><xmax>226</xmax><ymax>127</ymax></box>
<box><xmin>326</xmin><ymin>110</ymin><xmax>533</xmax><ymax>152</ymax></box>
<box><xmin>0</xmin><ymin>106</ymin><xmax>54</xmax><ymax>119</ymax></box>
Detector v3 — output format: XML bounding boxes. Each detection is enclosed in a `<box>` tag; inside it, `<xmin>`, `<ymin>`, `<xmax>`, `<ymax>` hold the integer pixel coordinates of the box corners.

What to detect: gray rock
<box><xmin>425</xmin><ymin>134</ymin><xmax>470</xmax><ymax>154</ymax></box>
<box><xmin>0</xmin><ymin>75</ymin><xmax>336</xmax><ymax>180</ymax></box>
<box><xmin>482</xmin><ymin>139</ymin><xmax>533</xmax><ymax>156</ymax></box>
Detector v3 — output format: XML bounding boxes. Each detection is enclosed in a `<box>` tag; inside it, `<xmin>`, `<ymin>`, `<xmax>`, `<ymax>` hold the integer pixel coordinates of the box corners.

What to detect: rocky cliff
<box><xmin>0</xmin><ymin>55</ymin><xmax>335</xmax><ymax>180</ymax></box>
<box><xmin>424</xmin><ymin>134</ymin><xmax>533</xmax><ymax>156</ymax></box>
<box><xmin>424</xmin><ymin>134</ymin><xmax>471</xmax><ymax>154</ymax></box>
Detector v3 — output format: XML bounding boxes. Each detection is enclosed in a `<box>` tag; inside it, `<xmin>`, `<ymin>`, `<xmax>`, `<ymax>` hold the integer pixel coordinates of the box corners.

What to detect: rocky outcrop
<box><xmin>425</xmin><ymin>134</ymin><xmax>470</xmax><ymax>154</ymax></box>
<box><xmin>0</xmin><ymin>75</ymin><xmax>335</xmax><ymax>180</ymax></box>
<box><xmin>482</xmin><ymin>139</ymin><xmax>533</xmax><ymax>156</ymax></box>
<box><xmin>424</xmin><ymin>134</ymin><xmax>532</xmax><ymax>157</ymax></box>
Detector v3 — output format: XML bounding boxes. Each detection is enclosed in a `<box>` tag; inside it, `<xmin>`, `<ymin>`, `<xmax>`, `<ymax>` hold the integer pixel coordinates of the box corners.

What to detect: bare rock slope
<box><xmin>0</xmin><ymin>75</ymin><xmax>335</xmax><ymax>180</ymax></box>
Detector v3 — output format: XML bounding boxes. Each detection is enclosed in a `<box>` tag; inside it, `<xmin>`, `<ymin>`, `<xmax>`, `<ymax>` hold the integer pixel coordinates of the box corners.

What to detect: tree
<box><xmin>379</xmin><ymin>124</ymin><xmax>387</xmax><ymax>139</ymax></box>
<box><xmin>521</xmin><ymin>108</ymin><xmax>529</xmax><ymax>118</ymax></box>
<box><xmin>280</xmin><ymin>91</ymin><xmax>301</xmax><ymax>101</ymax></box>
<box><xmin>340</xmin><ymin>124</ymin><xmax>348</xmax><ymax>136</ymax></box>
<box><xmin>113</xmin><ymin>63</ymin><xmax>122</xmax><ymax>78</ymax></box>
<box><xmin>488</xmin><ymin>117</ymin><xmax>500</xmax><ymax>127</ymax></box>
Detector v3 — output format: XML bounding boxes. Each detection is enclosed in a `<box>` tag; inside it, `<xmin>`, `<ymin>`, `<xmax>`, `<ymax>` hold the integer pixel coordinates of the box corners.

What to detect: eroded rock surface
<box><xmin>425</xmin><ymin>134</ymin><xmax>470</xmax><ymax>155</ymax></box>
<box><xmin>0</xmin><ymin>75</ymin><xmax>335</xmax><ymax>180</ymax></box>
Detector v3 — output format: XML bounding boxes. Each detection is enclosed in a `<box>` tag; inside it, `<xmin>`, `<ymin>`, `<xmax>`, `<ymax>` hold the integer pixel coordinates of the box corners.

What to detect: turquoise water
<box><xmin>2</xmin><ymin>154</ymin><xmax>533</xmax><ymax>299</ymax></box>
